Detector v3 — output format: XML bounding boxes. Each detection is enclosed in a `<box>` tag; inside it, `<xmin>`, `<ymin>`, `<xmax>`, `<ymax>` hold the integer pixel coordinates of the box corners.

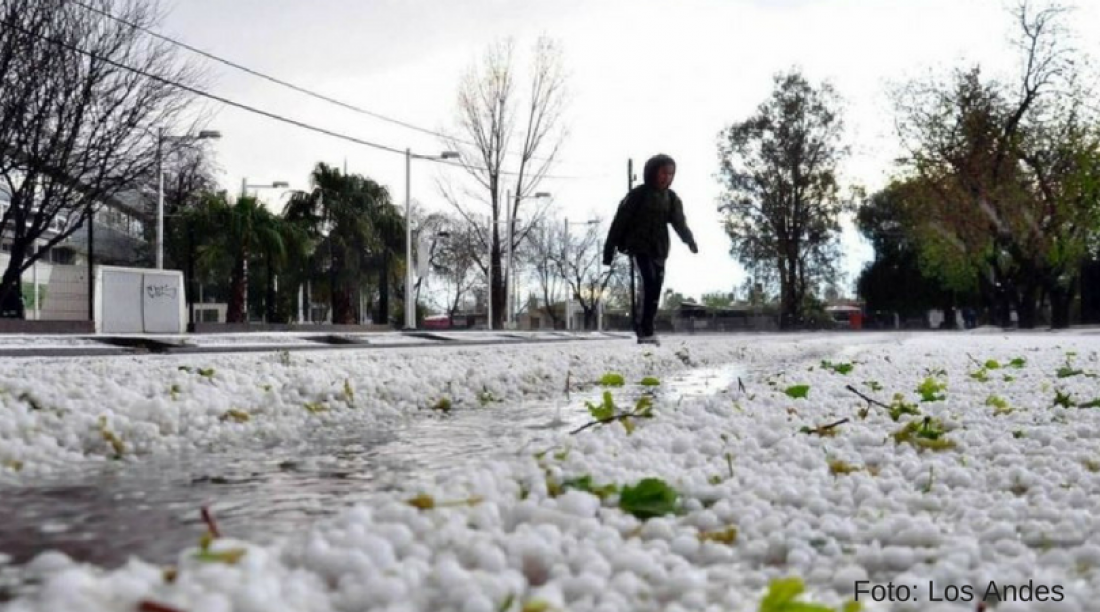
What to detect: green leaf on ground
<box><xmin>828</xmin><ymin>459</ymin><xmax>860</xmax><ymax>476</ymax></box>
<box><xmin>986</xmin><ymin>395</ymin><xmax>1011</xmax><ymax>415</ymax></box>
<box><xmin>640</xmin><ymin>376</ymin><xmax>661</xmax><ymax>387</ymax></box>
<box><xmin>758</xmin><ymin>576</ymin><xmax>858</xmax><ymax>612</ymax></box>
<box><xmin>431</xmin><ymin>397</ymin><xmax>452</xmax><ymax>413</ymax></box>
<box><xmin>892</xmin><ymin>418</ymin><xmax>955</xmax><ymax>451</ymax></box>
<box><xmin>598</xmin><ymin>372</ymin><xmax>625</xmax><ymax>387</ymax></box>
<box><xmin>821</xmin><ymin>360</ymin><xmax>855</xmax><ymax>375</ymax></box>
<box><xmin>304</xmin><ymin>401</ymin><xmax>328</xmax><ymax>414</ymax></box>
<box><xmin>698</xmin><ymin>526</ymin><xmax>738</xmax><ymax>545</ymax></box>
<box><xmin>587</xmin><ymin>391</ymin><xmax>616</xmax><ymax>421</ymax></box>
<box><xmin>562</xmin><ymin>475</ymin><xmax>619</xmax><ymax>500</ymax></box>
<box><xmin>1054</xmin><ymin>390</ymin><xmax>1076</xmax><ymax>408</ymax></box>
<box><xmin>784</xmin><ymin>385</ymin><xmax>810</xmax><ymax>399</ymax></box>
<box><xmin>916</xmin><ymin>377</ymin><xmax>946</xmax><ymax>402</ymax></box>
<box><xmin>888</xmin><ymin>394</ymin><xmax>921</xmax><ymax>421</ymax></box>
<box><xmin>618</xmin><ymin>477</ymin><xmax>679</xmax><ymax>520</ymax></box>
<box><xmin>195</xmin><ymin>548</ymin><xmax>247</xmax><ymax>564</ymax></box>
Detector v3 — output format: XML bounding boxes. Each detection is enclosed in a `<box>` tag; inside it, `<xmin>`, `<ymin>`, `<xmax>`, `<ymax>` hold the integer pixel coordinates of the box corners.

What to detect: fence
<box><xmin>0</xmin><ymin>245</ymin><xmax>92</xmax><ymax>325</ymax></box>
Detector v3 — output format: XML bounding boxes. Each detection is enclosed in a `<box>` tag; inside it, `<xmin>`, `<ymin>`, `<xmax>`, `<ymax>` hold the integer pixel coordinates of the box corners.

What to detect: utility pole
<box><xmin>156</xmin><ymin>128</ymin><xmax>164</xmax><ymax>269</ymax></box>
<box><xmin>628</xmin><ymin>158</ymin><xmax>636</xmax><ymax>335</ymax></box>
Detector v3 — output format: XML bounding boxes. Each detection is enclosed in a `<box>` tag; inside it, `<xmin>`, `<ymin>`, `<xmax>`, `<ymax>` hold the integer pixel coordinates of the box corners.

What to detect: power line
<box><xmin>0</xmin><ymin>16</ymin><xmax>598</xmax><ymax>180</ymax></box>
<box><xmin>66</xmin><ymin>0</ymin><xmax>574</xmax><ymax>168</ymax></box>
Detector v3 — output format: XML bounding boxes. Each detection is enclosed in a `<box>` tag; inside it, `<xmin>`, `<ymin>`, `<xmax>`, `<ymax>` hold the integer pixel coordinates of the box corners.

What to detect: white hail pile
<box><xmin>3</xmin><ymin>332</ymin><xmax>1100</xmax><ymax>612</ymax></box>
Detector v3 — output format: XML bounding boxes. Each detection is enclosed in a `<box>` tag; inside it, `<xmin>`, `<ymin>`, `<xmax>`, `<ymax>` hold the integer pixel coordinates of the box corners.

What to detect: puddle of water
<box><xmin>0</xmin><ymin>363</ymin><xmax>744</xmax><ymax>582</ymax></box>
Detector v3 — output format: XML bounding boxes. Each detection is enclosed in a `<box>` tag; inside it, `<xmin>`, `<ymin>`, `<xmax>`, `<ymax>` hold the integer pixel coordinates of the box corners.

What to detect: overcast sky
<box><xmin>157</xmin><ymin>0</ymin><xmax>1100</xmax><ymax>302</ymax></box>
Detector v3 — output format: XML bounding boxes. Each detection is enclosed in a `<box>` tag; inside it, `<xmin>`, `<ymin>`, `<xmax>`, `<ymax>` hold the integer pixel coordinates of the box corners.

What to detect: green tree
<box><xmin>717</xmin><ymin>68</ymin><xmax>850</xmax><ymax>329</ymax></box>
<box><xmin>661</xmin><ymin>289</ymin><xmax>686</xmax><ymax>312</ymax></box>
<box><xmin>855</xmin><ymin>181</ymin><xmax>968</xmax><ymax>320</ymax></box>
<box><xmin>891</xmin><ymin>1</ymin><xmax>1100</xmax><ymax>328</ymax></box>
<box><xmin>195</xmin><ymin>194</ymin><xmax>288</xmax><ymax>323</ymax></box>
<box><xmin>283</xmin><ymin>163</ymin><xmax>403</xmax><ymax>325</ymax></box>
<box><xmin>701</xmin><ymin>292</ymin><xmax>734</xmax><ymax>310</ymax></box>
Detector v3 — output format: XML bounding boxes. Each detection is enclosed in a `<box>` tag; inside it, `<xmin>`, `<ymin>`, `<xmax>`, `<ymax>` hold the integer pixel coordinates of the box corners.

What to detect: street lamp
<box><xmin>156</xmin><ymin>128</ymin><xmax>221</xmax><ymax>269</ymax></box>
<box><xmin>234</xmin><ymin>177</ymin><xmax>288</xmax><ymax>323</ymax></box>
<box><xmin>503</xmin><ymin>190</ymin><xmax>551</xmax><ymax>328</ymax></box>
<box><xmin>241</xmin><ymin>178</ymin><xmax>290</xmax><ymax>197</ymax></box>
<box><xmin>405</xmin><ymin>148</ymin><xmax>460</xmax><ymax>330</ymax></box>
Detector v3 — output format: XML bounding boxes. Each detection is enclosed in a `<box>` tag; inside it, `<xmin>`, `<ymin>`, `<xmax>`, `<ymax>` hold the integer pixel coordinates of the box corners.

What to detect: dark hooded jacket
<box><xmin>603</xmin><ymin>154</ymin><xmax>696</xmax><ymax>263</ymax></box>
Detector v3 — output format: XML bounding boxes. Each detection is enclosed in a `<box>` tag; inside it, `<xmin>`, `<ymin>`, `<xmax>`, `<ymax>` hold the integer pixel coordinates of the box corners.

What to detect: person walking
<box><xmin>602</xmin><ymin>153</ymin><xmax>698</xmax><ymax>345</ymax></box>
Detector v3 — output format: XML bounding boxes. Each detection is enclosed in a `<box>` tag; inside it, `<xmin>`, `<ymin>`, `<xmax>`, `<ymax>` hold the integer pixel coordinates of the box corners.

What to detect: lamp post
<box><xmin>404</xmin><ymin>148</ymin><xmax>459</xmax><ymax>330</ymax></box>
<box><xmin>156</xmin><ymin>129</ymin><xmax>220</xmax><ymax>269</ymax></box>
<box><xmin>503</xmin><ymin>190</ymin><xmax>550</xmax><ymax>328</ymax></box>
<box><xmin>235</xmin><ymin>177</ymin><xmax>288</xmax><ymax>322</ymax></box>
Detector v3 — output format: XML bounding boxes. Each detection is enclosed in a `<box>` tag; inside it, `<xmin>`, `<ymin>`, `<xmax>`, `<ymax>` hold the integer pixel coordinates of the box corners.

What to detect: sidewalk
<box><xmin>0</xmin><ymin>329</ymin><xmax>635</xmax><ymax>357</ymax></box>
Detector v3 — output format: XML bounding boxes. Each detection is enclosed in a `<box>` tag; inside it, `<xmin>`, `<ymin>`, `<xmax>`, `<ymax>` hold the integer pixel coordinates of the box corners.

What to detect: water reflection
<box><xmin>0</xmin><ymin>364</ymin><xmax>743</xmax><ymax>576</ymax></box>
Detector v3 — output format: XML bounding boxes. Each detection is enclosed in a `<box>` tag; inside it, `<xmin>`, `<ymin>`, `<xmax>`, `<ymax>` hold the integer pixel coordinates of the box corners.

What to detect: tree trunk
<box><xmin>941</xmin><ymin>305</ymin><xmax>956</xmax><ymax>330</ymax></box>
<box><xmin>780</xmin><ymin>263</ymin><xmax>799</xmax><ymax>329</ymax></box>
<box><xmin>0</xmin><ymin>199</ymin><xmax>30</xmax><ymax>319</ymax></box>
<box><xmin>582</xmin><ymin>305</ymin><xmax>594</xmax><ymax>330</ymax></box>
<box><xmin>1049</xmin><ymin>282</ymin><xmax>1075</xmax><ymax>330</ymax></box>
<box><xmin>492</xmin><ymin>242</ymin><xmax>504</xmax><ymax>329</ymax></box>
<box><xmin>334</xmin><ymin>285</ymin><xmax>355</xmax><ymax>324</ymax></box>
<box><xmin>0</xmin><ymin>247</ymin><xmax>27</xmax><ymax>320</ymax></box>
<box><xmin>1017</xmin><ymin>281</ymin><xmax>1039</xmax><ymax>329</ymax></box>
<box><xmin>378</xmin><ymin>251</ymin><xmax>389</xmax><ymax>326</ymax></box>
<box><xmin>227</xmin><ymin>251</ymin><xmax>247</xmax><ymax>323</ymax></box>
<box><xmin>265</xmin><ymin>250</ymin><xmax>276</xmax><ymax>323</ymax></box>
<box><xmin>186</xmin><ymin>225</ymin><xmax>196</xmax><ymax>328</ymax></box>
<box><xmin>994</xmin><ymin>278</ymin><xmax>1013</xmax><ymax>328</ymax></box>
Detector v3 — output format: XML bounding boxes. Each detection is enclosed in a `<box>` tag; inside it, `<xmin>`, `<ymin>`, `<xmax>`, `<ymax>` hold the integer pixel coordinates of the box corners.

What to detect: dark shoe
<box><xmin>637</xmin><ymin>335</ymin><xmax>659</xmax><ymax>346</ymax></box>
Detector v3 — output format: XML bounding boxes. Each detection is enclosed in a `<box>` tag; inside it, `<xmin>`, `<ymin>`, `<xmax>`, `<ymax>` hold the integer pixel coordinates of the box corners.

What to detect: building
<box><xmin>0</xmin><ymin>184</ymin><xmax>149</xmax><ymax>320</ymax></box>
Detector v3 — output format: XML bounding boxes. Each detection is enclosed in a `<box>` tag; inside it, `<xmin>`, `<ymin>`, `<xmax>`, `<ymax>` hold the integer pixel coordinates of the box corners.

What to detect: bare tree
<box><xmin>412</xmin><ymin>208</ymin><xmax>449</xmax><ymax>307</ymax></box>
<box><xmin>554</xmin><ymin>218</ymin><xmax>621</xmax><ymax>330</ymax></box>
<box><xmin>0</xmin><ymin>0</ymin><xmax>204</xmax><ymax>317</ymax></box>
<box><xmin>520</xmin><ymin>218</ymin><xmax>565</xmax><ymax>328</ymax></box>
<box><xmin>432</xmin><ymin>216</ymin><xmax>481</xmax><ymax>323</ymax></box>
<box><xmin>440</xmin><ymin>35</ymin><xmax>569</xmax><ymax>329</ymax></box>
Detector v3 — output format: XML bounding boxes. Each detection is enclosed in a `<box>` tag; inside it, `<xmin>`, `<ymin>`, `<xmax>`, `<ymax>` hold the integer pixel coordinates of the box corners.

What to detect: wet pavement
<box><xmin>0</xmin><ymin>363</ymin><xmax>743</xmax><ymax>586</ymax></box>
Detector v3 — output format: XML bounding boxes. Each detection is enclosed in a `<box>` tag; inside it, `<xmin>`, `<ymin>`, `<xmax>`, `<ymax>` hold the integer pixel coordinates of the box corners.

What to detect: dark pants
<box><xmin>633</xmin><ymin>254</ymin><xmax>665</xmax><ymax>337</ymax></box>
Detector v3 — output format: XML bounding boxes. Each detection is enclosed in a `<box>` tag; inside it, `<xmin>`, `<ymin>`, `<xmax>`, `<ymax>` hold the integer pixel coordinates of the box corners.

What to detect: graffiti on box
<box><xmin>145</xmin><ymin>284</ymin><xmax>178</xmax><ymax>300</ymax></box>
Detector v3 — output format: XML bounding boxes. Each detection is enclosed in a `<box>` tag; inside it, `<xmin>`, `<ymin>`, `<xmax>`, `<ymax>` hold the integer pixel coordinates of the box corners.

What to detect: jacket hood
<box><xmin>643</xmin><ymin>154</ymin><xmax>676</xmax><ymax>188</ymax></box>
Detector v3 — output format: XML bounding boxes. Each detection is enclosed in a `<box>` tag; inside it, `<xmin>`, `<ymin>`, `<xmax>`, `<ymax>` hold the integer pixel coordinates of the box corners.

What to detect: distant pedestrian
<box><xmin>603</xmin><ymin>153</ymin><xmax>698</xmax><ymax>345</ymax></box>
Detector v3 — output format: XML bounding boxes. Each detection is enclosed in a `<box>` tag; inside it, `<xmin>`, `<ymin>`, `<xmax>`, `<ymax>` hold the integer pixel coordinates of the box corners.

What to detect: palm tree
<box><xmin>194</xmin><ymin>193</ymin><xmax>288</xmax><ymax>323</ymax></box>
<box><xmin>283</xmin><ymin>162</ymin><xmax>403</xmax><ymax>325</ymax></box>
<box><xmin>262</xmin><ymin>218</ymin><xmax>311</xmax><ymax>322</ymax></box>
